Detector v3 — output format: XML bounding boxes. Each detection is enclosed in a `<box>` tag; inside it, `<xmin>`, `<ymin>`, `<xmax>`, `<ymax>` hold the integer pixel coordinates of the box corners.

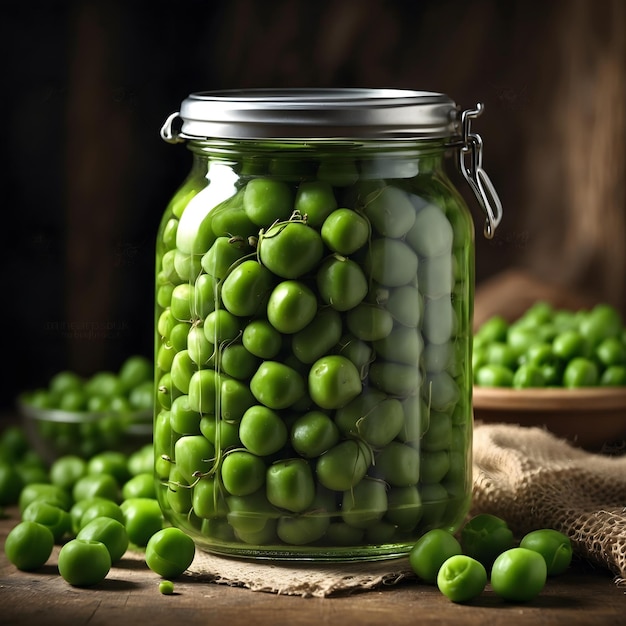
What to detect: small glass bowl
<box><xmin>18</xmin><ymin>394</ymin><xmax>153</xmax><ymax>463</ymax></box>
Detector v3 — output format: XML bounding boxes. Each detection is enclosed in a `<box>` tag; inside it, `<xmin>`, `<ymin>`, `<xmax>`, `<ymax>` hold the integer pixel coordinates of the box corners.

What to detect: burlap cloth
<box><xmin>183</xmin><ymin>422</ymin><xmax>626</xmax><ymax>597</ymax></box>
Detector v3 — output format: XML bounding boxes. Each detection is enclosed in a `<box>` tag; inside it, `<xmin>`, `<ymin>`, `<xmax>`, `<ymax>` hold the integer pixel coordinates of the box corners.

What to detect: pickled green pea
<box><xmin>320</xmin><ymin>208</ymin><xmax>370</xmax><ymax>255</ymax></box>
<box><xmin>292</xmin><ymin>308</ymin><xmax>342</xmax><ymax>364</ymax></box>
<box><xmin>385</xmin><ymin>485</ymin><xmax>422</xmax><ymax>530</ymax></box>
<box><xmin>173</xmin><ymin>251</ymin><xmax>203</xmax><ymax>282</ymax></box>
<box><xmin>290</xmin><ymin>411</ymin><xmax>340</xmax><ymax>458</ymax></box>
<box><xmin>239</xmin><ymin>405</ymin><xmax>288</xmax><ymax>457</ymax></box>
<box><xmin>211</xmin><ymin>189</ymin><xmax>255</xmax><ymax>238</ymax></box>
<box><xmin>165</xmin><ymin>467</ymin><xmax>193</xmax><ymax>514</ymax></box>
<box><xmin>187</xmin><ymin>325</ymin><xmax>213</xmax><ymax>365</ymax></box>
<box><xmin>369</xmin><ymin>362</ymin><xmax>421</xmax><ymax>397</ymax></box>
<box><xmin>226</xmin><ymin>490</ymin><xmax>278</xmax><ymax>536</ymax></box>
<box><xmin>373</xmin><ymin>326</ymin><xmax>423</xmax><ymax>366</ymax></box>
<box><xmin>385</xmin><ymin>285</ymin><xmax>423</xmax><ymax>328</ymax></box>
<box><xmin>419</xmin><ymin>482</ymin><xmax>448</xmax><ymax>527</ymax></box>
<box><xmin>160</xmin><ymin>250</ymin><xmax>181</xmax><ymax>284</ymax></box>
<box><xmin>266</xmin><ymin>458</ymin><xmax>315</xmax><ymax>513</ymax></box>
<box><xmin>425</xmin><ymin>371</ymin><xmax>460</xmax><ymax>412</ymax></box>
<box><xmin>201</xmin><ymin>236</ymin><xmax>249</xmax><ymax>279</ymax></box>
<box><xmin>419</xmin><ymin>449</ymin><xmax>450</xmax><ymax>483</ymax></box>
<box><xmin>220</xmin><ymin>377</ymin><xmax>254</xmax><ymax>421</ymax></box>
<box><xmin>346</xmin><ymin>304</ymin><xmax>394</xmax><ymax>342</ymax></box>
<box><xmin>170</xmin><ymin>283</ymin><xmax>194</xmax><ymax>322</ymax></box>
<box><xmin>221</xmin><ymin>451</ymin><xmax>266</xmax><ymax>496</ymax></box>
<box><xmin>267</xmin><ymin>280</ymin><xmax>317</xmax><ymax>334</ymax></box>
<box><xmin>398</xmin><ymin>395</ymin><xmax>429</xmax><ymax>443</ymax></box>
<box><xmin>193</xmin><ymin>273</ymin><xmax>217</xmax><ymax>319</ymax></box>
<box><xmin>294</xmin><ymin>180</ymin><xmax>337</xmax><ymax>226</ymax></box>
<box><xmin>341</xmin><ymin>478</ymin><xmax>387</xmax><ymax>528</ymax></box>
<box><xmin>158</xmin><ymin>309</ymin><xmax>176</xmax><ymax>339</ymax></box>
<box><xmin>308</xmin><ymin>355</ymin><xmax>362</xmax><ymax>409</ymax></box>
<box><xmin>204</xmin><ymin>309</ymin><xmax>241</xmax><ymax>345</ymax></box>
<box><xmin>405</xmin><ymin>204</ymin><xmax>453</xmax><ymax>257</ymax></box>
<box><xmin>187</xmin><ymin>369</ymin><xmax>218</xmax><ymax>414</ymax></box>
<box><xmin>316</xmin><ymin>256</ymin><xmax>368</xmax><ymax>312</ymax></box>
<box><xmin>200</xmin><ymin>416</ymin><xmax>241</xmax><ymax>450</ymax></box>
<box><xmin>421</xmin><ymin>411</ymin><xmax>452</xmax><ymax>452</ymax></box>
<box><xmin>175</xmin><ymin>189</ymin><xmax>218</xmax><ymax>255</ymax></box>
<box><xmin>242</xmin><ymin>319</ymin><xmax>283</xmax><ymax>359</ymax></box>
<box><xmin>335</xmin><ymin>390</ymin><xmax>404</xmax><ymax>447</ymax></box>
<box><xmin>563</xmin><ymin>357</ymin><xmax>599</xmax><ymax>387</ymax></box>
<box><xmin>168</xmin><ymin>322</ymin><xmax>190</xmax><ymax>352</ymax></box>
<box><xmin>170</xmin><ymin>350</ymin><xmax>195</xmax><ymax>394</ymax></box>
<box><xmin>374</xmin><ymin>442</ymin><xmax>420</xmax><ymax>486</ymax></box>
<box><xmin>316</xmin><ymin>439</ymin><xmax>372</xmax><ymax>491</ymax></box>
<box><xmin>277</xmin><ymin>510</ymin><xmax>329</xmax><ymax>546</ymax></box>
<box><xmin>422</xmin><ymin>295</ymin><xmax>455</xmax><ymax>345</ymax></box>
<box><xmin>220</xmin><ymin>343</ymin><xmax>259</xmax><ymax>380</ymax></box>
<box><xmin>174</xmin><ymin>435</ymin><xmax>215</xmax><ymax>484</ymax></box>
<box><xmin>192</xmin><ymin>476</ymin><xmax>228</xmax><ymax>519</ymax></box>
<box><xmin>243</xmin><ymin>178</ymin><xmax>293</xmax><ymax>226</ymax></box>
<box><xmin>157</xmin><ymin>373</ymin><xmax>178</xmax><ymax>409</ymax></box>
<box><xmin>336</xmin><ymin>333</ymin><xmax>373</xmax><ymax>379</ymax></box>
<box><xmin>365</xmin><ymin>238</ymin><xmax>418</xmax><ymax>287</ymax></box>
<box><xmin>220</xmin><ymin>259</ymin><xmax>274</xmax><ymax>317</ymax></box>
<box><xmin>259</xmin><ymin>220</ymin><xmax>325</xmax><ymax>280</ymax></box>
<box><xmin>250</xmin><ymin>361</ymin><xmax>306</xmax><ymax>410</ymax></box>
<box><xmin>362</xmin><ymin>186</ymin><xmax>416</xmax><ymax>238</ymax></box>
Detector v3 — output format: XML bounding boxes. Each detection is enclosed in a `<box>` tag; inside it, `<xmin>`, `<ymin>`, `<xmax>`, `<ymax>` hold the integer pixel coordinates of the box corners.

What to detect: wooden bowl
<box><xmin>473</xmin><ymin>386</ymin><xmax>626</xmax><ymax>451</ymax></box>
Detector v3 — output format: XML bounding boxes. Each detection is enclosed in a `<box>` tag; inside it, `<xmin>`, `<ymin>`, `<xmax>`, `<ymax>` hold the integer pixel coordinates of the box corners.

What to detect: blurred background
<box><xmin>1</xmin><ymin>0</ymin><xmax>624</xmax><ymax>412</ymax></box>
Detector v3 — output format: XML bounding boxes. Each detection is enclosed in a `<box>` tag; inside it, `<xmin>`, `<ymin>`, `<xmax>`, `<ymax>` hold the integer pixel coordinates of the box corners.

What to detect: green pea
<box><xmin>200</xmin><ymin>416</ymin><xmax>241</xmax><ymax>450</ymax></box>
<box><xmin>437</xmin><ymin>555</ymin><xmax>487</xmax><ymax>603</ymax></box>
<box><xmin>220</xmin><ymin>259</ymin><xmax>274</xmax><ymax>318</ymax></box>
<box><xmin>259</xmin><ymin>220</ymin><xmax>325</xmax><ymax>279</ymax></box>
<box><xmin>512</xmin><ymin>363</ymin><xmax>546</xmax><ymax>388</ymax></box>
<box><xmin>519</xmin><ymin>528</ymin><xmax>573</xmax><ymax>576</ymax></box>
<box><xmin>596</xmin><ymin>336</ymin><xmax>626</xmax><ymax>367</ymax></box>
<box><xmin>57</xmin><ymin>539</ymin><xmax>112</xmax><ymax>587</ymax></box>
<box><xmin>373</xmin><ymin>442</ymin><xmax>420</xmax><ymax>487</ymax></box>
<box><xmin>409</xmin><ymin>528</ymin><xmax>462</xmax><ymax>584</ymax></box>
<box><xmin>146</xmin><ymin>527</ymin><xmax>196</xmax><ymax>579</ymax></box>
<box><xmin>552</xmin><ymin>329</ymin><xmax>587</xmax><ymax>361</ymax></box>
<box><xmin>405</xmin><ymin>204</ymin><xmax>453</xmax><ymax>258</ymax></box>
<box><xmin>341</xmin><ymin>478</ymin><xmax>387</xmax><ymax>529</ymax></box>
<box><xmin>170</xmin><ymin>350</ymin><xmax>195</xmax><ymax>394</ymax></box>
<box><xmin>336</xmin><ymin>333</ymin><xmax>373</xmax><ymax>380</ymax></box>
<box><xmin>562</xmin><ymin>357</ymin><xmax>599</xmax><ymax>387</ymax></box>
<box><xmin>201</xmin><ymin>236</ymin><xmax>249</xmax><ymax>280</ymax></box>
<box><xmin>22</xmin><ymin>500</ymin><xmax>72</xmax><ymax>543</ymax></box>
<box><xmin>122</xmin><ymin>473</ymin><xmax>156</xmax><ymax>500</ymax></box>
<box><xmin>335</xmin><ymin>389</ymin><xmax>404</xmax><ymax>447</ymax></box>
<box><xmin>422</xmin><ymin>295</ymin><xmax>455</xmax><ymax>345</ymax></box>
<box><xmin>243</xmin><ymin>178</ymin><xmax>293</xmax><ymax>226</ymax></box>
<box><xmin>369</xmin><ymin>362</ymin><xmax>421</xmax><ymax>396</ymax></box>
<box><xmin>221</xmin><ymin>451</ymin><xmax>266</xmax><ymax>496</ymax></box>
<box><xmin>461</xmin><ymin>513</ymin><xmax>515</xmax><ymax>570</ymax></box>
<box><xmin>220</xmin><ymin>377</ymin><xmax>256</xmax><ymax>422</ymax></box>
<box><xmin>173</xmin><ymin>251</ymin><xmax>203</xmax><ymax>282</ymax></box>
<box><xmin>386</xmin><ymin>485</ymin><xmax>422</xmax><ymax>530</ymax></box>
<box><xmin>320</xmin><ymin>208</ymin><xmax>370</xmax><ymax>255</ymax></box>
<box><xmin>277</xmin><ymin>510</ymin><xmax>329</xmax><ymax>546</ymax></box>
<box><xmin>419</xmin><ymin>450</ymin><xmax>450</xmax><ymax>483</ymax></box>
<box><xmin>579</xmin><ymin>303</ymin><xmax>623</xmax><ymax>347</ymax></box>
<box><xmin>187</xmin><ymin>369</ymin><xmax>218</xmax><ymax>414</ymax></box>
<box><xmin>211</xmin><ymin>189</ymin><xmax>256</xmax><ymax>239</ymax></box>
<box><xmin>373</xmin><ymin>326</ymin><xmax>423</xmax><ymax>366</ymax></box>
<box><xmin>398</xmin><ymin>395</ymin><xmax>429</xmax><ymax>443</ymax></box>
<box><xmin>165</xmin><ymin>467</ymin><xmax>193</xmax><ymax>514</ymax></box>
<box><xmin>490</xmin><ymin>548</ymin><xmax>547</xmax><ymax>602</ymax></box>
<box><xmin>192</xmin><ymin>475</ymin><xmax>228</xmax><ymax>519</ymax></box>
<box><xmin>424</xmin><ymin>371</ymin><xmax>460</xmax><ymax>412</ymax></box>
<box><xmin>220</xmin><ymin>343</ymin><xmax>259</xmax><ymax>380</ymax></box>
<box><xmin>170</xmin><ymin>283</ymin><xmax>194</xmax><ymax>322</ymax></box>
<box><xmin>266</xmin><ymin>458</ymin><xmax>315</xmax><ymax>513</ymax></box>
<box><xmin>204</xmin><ymin>309</ymin><xmax>241</xmax><ymax>345</ymax></box>
<box><xmin>294</xmin><ymin>180</ymin><xmax>338</xmax><ymax>226</ymax></box>
<box><xmin>78</xmin><ymin>499</ymin><xmax>125</xmax><ymax>530</ymax></box>
<box><xmin>267</xmin><ymin>280</ymin><xmax>318</xmax><ymax>334</ymax></box>
<box><xmin>365</xmin><ymin>238</ymin><xmax>418</xmax><ymax>287</ymax></box>
<box><xmin>225</xmin><ymin>490</ymin><xmax>278</xmax><ymax>534</ymax></box>
<box><xmin>292</xmin><ymin>308</ymin><xmax>342</xmax><ymax>364</ymax></box>
<box><xmin>77</xmin><ymin>517</ymin><xmax>129</xmax><ymax>563</ymax></box>
<box><xmin>346</xmin><ymin>304</ymin><xmax>394</xmax><ymax>342</ymax></box>
<box><xmin>316</xmin><ymin>439</ymin><xmax>372</xmax><ymax>491</ymax></box>
<box><xmin>239</xmin><ymin>405</ymin><xmax>288</xmax><ymax>457</ymax></box>
<box><xmin>72</xmin><ymin>474</ymin><xmax>120</xmax><ymax>504</ymax></box>
<box><xmin>316</xmin><ymin>255</ymin><xmax>369</xmax><ymax>312</ymax></box>
<box><xmin>474</xmin><ymin>363</ymin><xmax>514</xmax><ymax>387</ymax></box>
<box><xmin>242</xmin><ymin>319</ymin><xmax>283</xmax><ymax>359</ymax></box>
<box><xmin>250</xmin><ymin>361</ymin><xmax>306</xmax><ymax>410</ymax></box>
<box><xmin>290</xmin><ymin>411</ymin><xmax>340</xmax><ymax>458</ymax></box>
<box><xmin>4</xmin><ymin>520</ymin><xmax>54</xmax><ymax>571</ymax></box>
<box><xmin>601</xmin><ymin>365</ymin><xmax>626</xmax><ymax>386</ymax></box>
<box><xmin>170</xmin><ymin>322</ymin><xmax>191</xmax><ymax>352</ymax></box>
<box><xmin>187</xmin><ymin>325</ymin><xmax>214</xmax><ymax>366</ymax></box>
<box><xmin>174</xmin><ymin>435</ymin><xmax>215</xmax><ymax>484</ymax></box>
<box><xmin>308</xmin><ymin>355</ymin><xmax>362</xmax><ymax>409</ymax></box>
<box><xmin>362</xmin><ymin>186</ymin><xmax>416</xmax><ymax>238</ymax></box>
<box><xmin>386</xmin><ymin>285</ymin><xmax>423</xmax><ymax>328</ymax></box>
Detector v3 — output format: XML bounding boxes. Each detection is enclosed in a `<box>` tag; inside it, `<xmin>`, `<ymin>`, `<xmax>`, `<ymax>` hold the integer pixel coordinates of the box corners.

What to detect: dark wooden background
<box><xmin>1</xmin><ymin>0</ymin><xmax>624</xmax><ymax>414</ymax></box>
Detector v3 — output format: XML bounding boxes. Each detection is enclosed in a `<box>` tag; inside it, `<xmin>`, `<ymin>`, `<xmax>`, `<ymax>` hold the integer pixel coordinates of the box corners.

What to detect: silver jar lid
<box><xmin>161</xmin><ymin>88</ymin><xmax>461</xmax><ymax>141</ymax></box>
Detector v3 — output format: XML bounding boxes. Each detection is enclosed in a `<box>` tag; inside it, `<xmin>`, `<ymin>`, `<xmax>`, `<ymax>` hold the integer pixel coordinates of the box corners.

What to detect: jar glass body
<box><xmin>153</xmin><ymin>138</ymin><xmax>475</xmax><ymax>561</ymax></box>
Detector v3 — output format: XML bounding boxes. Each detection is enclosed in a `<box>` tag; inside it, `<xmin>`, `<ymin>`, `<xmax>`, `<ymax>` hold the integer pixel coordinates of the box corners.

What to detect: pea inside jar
<box><xmin>154</xmin><ymin>89</ymin><xmax>500</xmax><ymax>560</ymax></box>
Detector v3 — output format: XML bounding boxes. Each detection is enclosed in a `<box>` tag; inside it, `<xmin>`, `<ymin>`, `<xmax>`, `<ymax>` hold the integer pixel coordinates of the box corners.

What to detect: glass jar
<box><xmin>154</xmin><ymin>89</ymin><xmax>502</xmax><ymax>561</ymax></box>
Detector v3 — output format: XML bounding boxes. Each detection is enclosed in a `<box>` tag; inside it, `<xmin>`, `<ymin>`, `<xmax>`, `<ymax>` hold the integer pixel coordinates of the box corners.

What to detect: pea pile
<box><xmin>474</xmin><ymin>301</ymin><xmax>626</xmax><ymax>388</ymax></box>
<box><xmin>410</xmin><ymin>513</ymin><xmax>573</xmax><ymax>603</ymax></box>
<box><xmin>19</xmin><ymin>356</ymin><xmax>154</xmax><ymax>459</ymax></box>
<box><xmin>155</xmin><ymin>162</ymin><xmax>474</xmax><ymax>556</ymax></box>
<box><xmin>0</xmin><ymin>425</ymin><xmax>194</xmax><ymax>588</ymax></box>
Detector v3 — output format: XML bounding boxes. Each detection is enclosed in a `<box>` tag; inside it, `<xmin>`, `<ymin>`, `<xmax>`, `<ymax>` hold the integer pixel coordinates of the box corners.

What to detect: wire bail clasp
<box><xmin>160</xmin><ymin>112</ymin><xmax>185</xmax><ymax>144</ymax></box>
<box><xmin>459</xmin><ymin>103</ymin><xmax>503</xmax><ymax>239</ymax></box>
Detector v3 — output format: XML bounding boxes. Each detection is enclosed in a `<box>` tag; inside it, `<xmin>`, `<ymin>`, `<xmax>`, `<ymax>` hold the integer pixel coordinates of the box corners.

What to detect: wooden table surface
<box><xmin>1</xmin><ymin>507</ymin><xmax>624</xmax><ymax>626</ymax></box>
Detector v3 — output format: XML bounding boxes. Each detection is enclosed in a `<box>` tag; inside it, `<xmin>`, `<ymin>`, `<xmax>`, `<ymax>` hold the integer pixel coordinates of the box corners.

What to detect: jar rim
<box><xmin>167</xmin><ymin>88</ymin><xmax>461</xmax><ymax>141</ymax></box>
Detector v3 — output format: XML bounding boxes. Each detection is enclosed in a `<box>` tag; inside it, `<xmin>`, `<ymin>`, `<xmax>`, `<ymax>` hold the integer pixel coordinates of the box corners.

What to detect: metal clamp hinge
<box><xmin>160</xmin><ymin>112</ymin><xmax>185</xmax><ymax>144</ymax></box>
<box><xmin>459</xmin><ymin>103</ymin><xmax>503</xmax><ymax>239</ymax></box>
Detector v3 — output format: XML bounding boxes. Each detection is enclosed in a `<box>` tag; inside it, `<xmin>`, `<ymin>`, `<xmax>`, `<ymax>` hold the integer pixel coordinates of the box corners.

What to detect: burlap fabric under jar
<box><xmin>177</xmin><ymin>422</ymin><xmax>626</xmax><ymax>596</ymax></box>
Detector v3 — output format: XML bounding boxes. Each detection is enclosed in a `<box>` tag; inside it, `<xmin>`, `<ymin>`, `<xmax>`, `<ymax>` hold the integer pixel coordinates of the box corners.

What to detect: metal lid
<box><xmin>161</xmin><ymin>88</ymin><xmax>461</xmax><ymax>142</ymax></box>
